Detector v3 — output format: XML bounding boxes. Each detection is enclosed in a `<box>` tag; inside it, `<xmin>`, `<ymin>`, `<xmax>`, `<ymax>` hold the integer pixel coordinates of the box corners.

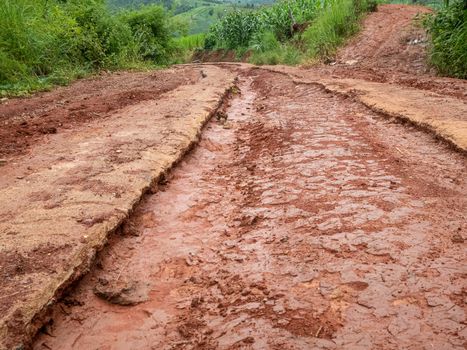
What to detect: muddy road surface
<box><xmin>33</xmin><ymin>70</ymin><xmax>466</xmax><ymax>349</ymax></box>
<box><xmin>0</xmin><ymin>4</ymin><xmax>465</xmax><ymax>350</ymax></box>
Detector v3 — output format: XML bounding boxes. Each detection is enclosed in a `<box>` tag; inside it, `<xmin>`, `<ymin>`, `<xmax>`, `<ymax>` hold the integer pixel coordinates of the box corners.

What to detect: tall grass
<box><xmin>248</xmin><ymin>31</ymin><xmax>304</xmax><ymax>64</ymax></box>
<box><xmin>172</xmin><ymin>33</ymin><xmax>206</xmax><ymax>63</ymax></box>
<box><xmin>174</xmin><ymin>34</ymin><xmax>206</xmax><ymax>51</ymax></box>
<box><xmin>303</xmin><ymin>0</ymin><xmax>376</xmax><ymax>60</ymax></box>
<box><xmin>423</xmin><ymin>0</ymin><xmax>467</xmax><ymax>78</ymax></box>
<box><xmin>0</xmin><ymin>0</ymin><xmax>175</xmax><ymax>96</ymax></box>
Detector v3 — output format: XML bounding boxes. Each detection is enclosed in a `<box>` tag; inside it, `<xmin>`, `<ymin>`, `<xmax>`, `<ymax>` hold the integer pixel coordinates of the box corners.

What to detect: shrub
<box><xmin>119</xmin><ymin>4</ymin><xmax>174</xmax><ymax>63</ymax></box>
<box><xmin>0</xmin><ymin>0</ymin><xmax>174</xmax><ymax>95</ymax></box>
<box><xmin>424</xmin><ymin>0</ymin><xmax>467</xmax><ymax>78</ymax></box>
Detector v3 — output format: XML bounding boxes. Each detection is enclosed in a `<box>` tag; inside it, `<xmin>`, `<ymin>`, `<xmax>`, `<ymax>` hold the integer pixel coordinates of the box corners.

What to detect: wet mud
<box><xmin>34</xmin><ymin>70</ymin><xmax>466</xmax><ymax>349</ymax></box>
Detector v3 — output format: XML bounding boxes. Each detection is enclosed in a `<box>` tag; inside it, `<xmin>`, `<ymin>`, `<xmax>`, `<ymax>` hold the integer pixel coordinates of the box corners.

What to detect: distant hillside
<box><xmin>173</xmin><ymin>2</ymin><xmax>252</xmax><ymax>34</ymax></box>
<box><xmin>108</xmin><ymin>0</ymin><xmax>274</xmax><ymax>34</ymax></box>
<box><xmin>108</xmin><ymin>0</ymin><xmax>273</xmax><ymax>11</ymax></box>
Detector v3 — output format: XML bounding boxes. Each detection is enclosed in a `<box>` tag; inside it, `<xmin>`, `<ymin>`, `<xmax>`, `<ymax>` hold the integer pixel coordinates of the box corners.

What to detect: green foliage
<box><xmin>109</xmin><ymin>0</ymin><xmax>274</xmax><ymax>35</ymax></box>
<box><xmin>204</xmin><ymin>0</ymin><xmax>377</xmax><ymax>65</ymax></box>
<box><xmin>206</xmin><ymin>0</ymin><xmax>324</xmax><ymax>49</ymax></box>
<box><xmin>208</xmin><ymin>10</ymin><xmax>264</xmax><ymax>48</ymax></box>
<box><xmin>424</xmin><ymin>0</ymin><xmax>467</xmax><ymax>78</ymax></box>
<box><xmin>173</xmin><ymin>4</ymin><xmax>245</xmax><ymax>35</ymax></box>
<box><xmin>171</xmin><ymin>33</ymin><xmax>206</xmax><ymax>62</ymax></box>
<box><xmin>119</xmin><ymin>4</ymin><xmax>173</xmax><ymax>62</ymax></box>
<box><xmin>63</xmin><ymin>0</ymin><xmax>137</xmax><ymax>68</ymax></box>
<box><xmin>174</xmin><ymin>33</ymin><xmax>206</xmax><ymax>50</ymax></box>
<box><xmin>0</xmin><ymin>0</ymin><xmax>174</xmax><ymax>95</ymax></box>
<box><xmin>303</xmin><ymin>0</ymin><xmax>376</xmax><ymax>59</ymax></box>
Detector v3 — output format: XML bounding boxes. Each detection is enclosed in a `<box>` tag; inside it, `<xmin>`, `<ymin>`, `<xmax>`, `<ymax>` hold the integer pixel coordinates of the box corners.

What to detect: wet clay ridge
<box><xmin>0</xmin><ymin>4</ymin><xmax>465</xmax><ymax>350</ymax></box>
<box><xmin>0</xmin><ymin>65</ymin><xmax>237</xmax><ymax>349</ymax></box>
<box><xmin>0</xmin><ymin>68</ymin><xmax>203</xmax><ymax>159</ymax></box>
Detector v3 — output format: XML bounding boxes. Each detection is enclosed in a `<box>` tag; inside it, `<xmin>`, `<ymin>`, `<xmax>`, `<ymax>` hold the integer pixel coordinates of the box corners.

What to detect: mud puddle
<box><xmin>34</xmin><ymin>70</ymin><xmax>466</xmax><ymax>350</ymax></box>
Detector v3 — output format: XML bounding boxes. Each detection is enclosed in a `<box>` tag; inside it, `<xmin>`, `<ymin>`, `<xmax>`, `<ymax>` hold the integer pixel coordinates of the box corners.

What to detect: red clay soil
<box><xmin>0</xmin><ymin>65</ymin><xmax>237</xmax><ymax>350</ymax></box>
<box><xmin>0</xmin><ymin>68</ymin><xmax>200</xmax><ymax>158</ymax></box>
<box><xmin>34</xmin><ymin>68</ymin><xmax>466</xmax><ymax>350</ymax></box>
<box><xmin>0</xmin><ymin>3</ymin><xmax>465</xmax><ymax>350</ymax></box>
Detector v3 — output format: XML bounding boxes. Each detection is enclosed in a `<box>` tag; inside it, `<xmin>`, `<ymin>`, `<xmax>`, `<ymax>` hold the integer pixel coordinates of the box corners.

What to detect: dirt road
<box><xmin>0</xmin><ymin>4</ymin><xmax>465</xmax><ymax>350</ymax></box>
<box><xmin>33</xmin><ymin>67</ymin><xmax>466</xmax><ymax>350</ymax></box>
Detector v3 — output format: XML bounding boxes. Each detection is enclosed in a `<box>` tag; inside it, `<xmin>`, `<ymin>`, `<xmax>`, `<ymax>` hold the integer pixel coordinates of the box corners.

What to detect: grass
<box><xmin>172</xmin><ymin>33</ymin><xmax>206</xmax><ymax>62</ymax></box>
<box><xmin>423</xmin><ymin>0</ymin><xmax>467</xmax><ymax>78</ymax></box>
<box><xmin>302</xmin><ymin>0</ymin><xmax>376</xmax><ymax>61</ymax></box>
<box><xmin>175</xmin><ymin>33</ymin><xmax>206</xmax><ymax>50</ymax></box>
<box><xmin>0</xmin><ymin>0</ymin><xmax>175</xmax><ymax>96</ymax></box>
<box><xmin>248</xmin><ymin>31</ymin><xmax>304</xmax><ymax>65</ymax></box>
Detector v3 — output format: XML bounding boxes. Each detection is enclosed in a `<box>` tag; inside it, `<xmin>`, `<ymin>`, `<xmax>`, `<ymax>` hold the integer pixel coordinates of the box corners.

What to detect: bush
<box><xmin>0</xmin><ymin>0</ymin><xmax>174</xmax><ymax>95</ymax></box>
<box><xmin>424</xmin><ymin>0</ymin><xmax>467</xmax><ymax>78</ymax></box>
<box><xmin>119</xmin><ymin>4</ymin><xmax>173</xmax><ymax>63</ymax></box>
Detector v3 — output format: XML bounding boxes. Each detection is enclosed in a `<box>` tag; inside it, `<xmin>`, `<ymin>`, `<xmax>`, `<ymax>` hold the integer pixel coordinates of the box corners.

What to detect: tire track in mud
<box><xmin>34</xmin><ymin>69</ymin><xmax>466</xmax><ymax>350</ymax></box>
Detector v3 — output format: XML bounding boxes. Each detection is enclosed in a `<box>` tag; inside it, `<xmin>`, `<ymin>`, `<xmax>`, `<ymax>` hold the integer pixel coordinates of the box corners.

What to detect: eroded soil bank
<box><xmin>34</xmin><ymin>69</ymin><xmax>466</xmax><ymax>350</ymax></box>
<box><xmin>0</xmin><ymin>65</ymin><xmax>237</xmax><ymax>349</ymax></box>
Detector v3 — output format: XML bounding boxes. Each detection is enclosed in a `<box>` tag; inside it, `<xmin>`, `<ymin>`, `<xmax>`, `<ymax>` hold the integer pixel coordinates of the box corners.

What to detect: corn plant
<box><xmin>205</xmin><ymin>0</ymin><xmax>335</xmax><ymax>49</ymax></box>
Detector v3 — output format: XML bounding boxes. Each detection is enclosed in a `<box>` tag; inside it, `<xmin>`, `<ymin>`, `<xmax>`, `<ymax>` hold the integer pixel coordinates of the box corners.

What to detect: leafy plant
<box><xmin>423</xmin><ymin>0</ymin><xmax>467</xmax><ymax>78</ymax></box>
<box><xmin>119</xmin><ymin>4</ymin><xmax>173</xmax><ymax>62</ymax></box>
<box><xmin>0</xmin><ymin>0</ymin><xmax>175</xmax><ymax>95</ymax></box>
<box><xmin>204</xmin><ymin>0</ymin><xmax>378</xmax><ymax>65</ymax></box>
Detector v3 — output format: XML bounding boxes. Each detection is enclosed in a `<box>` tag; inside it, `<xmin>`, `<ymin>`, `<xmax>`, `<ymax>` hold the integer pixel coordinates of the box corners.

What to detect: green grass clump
<box><xmin>423</xmin><ymin>0</ymin><xmax>467</xmax><ymax>78</ymax></box>
<box><xmin>172</xmin><ymin>33</ymin><xmax>206</xmax><ymax>62</ymax></box>
<box><xmin>0</xmin><ymin>0</ymin><xmax>175</xmax><ymax>96</ymax></box>
<box><xmin>174</xmin><ymin>34</ymin><xmax>206</xmax><ymax>51</ymax></box>
<box><xmin>249</xmin><ymin>31</ymin><xmax>303</xmax><ymax>64</ymax></box>
<box><xmin>303</xmin><ymin>0</ymin><xmax>377</xmax><ymax>60</ymax></box>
